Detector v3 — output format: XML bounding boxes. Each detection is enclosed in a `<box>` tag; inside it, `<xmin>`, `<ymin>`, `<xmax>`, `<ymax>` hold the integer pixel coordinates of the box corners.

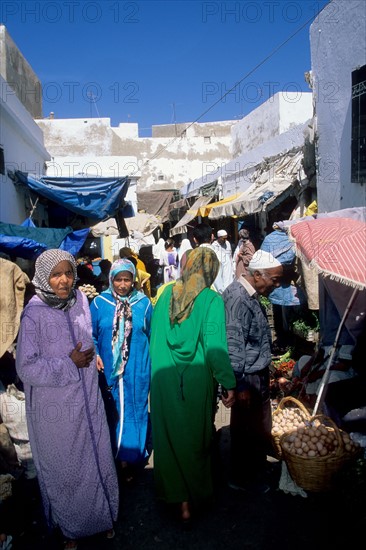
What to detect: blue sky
<box><xmin>2</xmin><ymin>0</ymin><xmax>329</xmax><ymax>136</ymax></box>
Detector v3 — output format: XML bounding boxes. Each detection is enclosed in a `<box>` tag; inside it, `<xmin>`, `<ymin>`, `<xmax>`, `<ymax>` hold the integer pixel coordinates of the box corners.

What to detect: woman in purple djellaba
<box><xmin>16</xmin><ymin>249</ymin><xmax>119</xmax><ymax>550</ymax></box>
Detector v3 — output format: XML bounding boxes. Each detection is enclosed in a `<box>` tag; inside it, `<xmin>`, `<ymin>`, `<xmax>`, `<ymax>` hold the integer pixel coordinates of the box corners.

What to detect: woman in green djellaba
<box><xmin>150</xmin><ymin>247</ymin><xmax>236</xmax><ymax>524</ymax></box>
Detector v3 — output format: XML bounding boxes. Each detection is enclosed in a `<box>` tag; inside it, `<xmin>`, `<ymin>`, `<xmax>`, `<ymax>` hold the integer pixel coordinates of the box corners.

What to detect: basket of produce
<box><xmin>271</xmin><ymin>396</ymin><xmax>311</xmax><ymax>459</ymax></box>
<box><xmin>280</xmin><ymin>414</ymin><xmax>362</xmax><ymax>492</ymax></box>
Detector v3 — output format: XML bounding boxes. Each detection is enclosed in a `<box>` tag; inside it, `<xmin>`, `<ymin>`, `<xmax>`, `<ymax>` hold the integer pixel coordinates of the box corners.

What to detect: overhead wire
<box><xmin>131</xmin><ymin>2</ymin><xmax>329</xmax><ymax>176</ymax></box>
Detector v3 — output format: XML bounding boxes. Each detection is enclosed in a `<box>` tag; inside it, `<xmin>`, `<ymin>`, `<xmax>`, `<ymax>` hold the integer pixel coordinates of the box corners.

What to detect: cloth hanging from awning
<box><xmin>126</xmin><ymin>213</ymin><xmax>161</xmax><ymax>235</ymax></box>
<box><xmin>91</xmin><ymin>212</ymin><xmax>161</xmax><ymax>238</ymax></box>
<box><xmin>13</xmin><ymin>170</ymin><xmax>130</xmax><ymax>222</ymax></box>
<box><xmin>170</xmin><ymin>195</ymin><xmax>213</xmax><ymax>236</ymax></box>
<box><xmin>137</xmin><ymin>191</ymin><xmax>174</xmax><ymax>223</ymax></box>
<box><xmin>170</xmin><ymin>198</ymin><xmax>187</xmax><ymax>210</ymax></box>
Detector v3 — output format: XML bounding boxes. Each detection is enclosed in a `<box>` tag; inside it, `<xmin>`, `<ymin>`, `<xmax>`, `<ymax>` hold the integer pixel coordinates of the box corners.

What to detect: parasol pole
<box><xmin>312</xmin><ymin>287</ymin><xmax>358</xmax><ymax>416</ymax></box>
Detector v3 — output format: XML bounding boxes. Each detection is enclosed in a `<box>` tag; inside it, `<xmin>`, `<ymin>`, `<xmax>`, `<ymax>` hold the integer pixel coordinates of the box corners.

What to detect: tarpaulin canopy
<box><xmin>207</xmin><ymin>149</ymin><xmax>303</xmax><ymax>220</ymax></box>
<box><xmin>196</xmin><ymin>193</ymin><xmax>241</xmax><ymax>218</ymax></box>
<box><xmin>0</xmin><ymin>221</ymin><xmax>89</xmax><ymax>259</ymax></box>
<box><xmin>207</xmin><ymin>178</ymin><xmax>296</xmax><ymax>219</ymax></box>
<box><xmin>13</xmin><ymin>170</ymin><xmax>130</xmax><ymax>222</ymax></box>
<box><xmin>126</xmin><ymin>213</ymin><xmax>161</xmax><ymax>235</ymax></box>
<box><xmin>91</xmin><ymin>212</ymin><xmax>161</xmax><ymax>238</ymax></box>
<box><xmin>137</xmin><ymin>191</ymin><xmax>174</xmax><ymax>223</ymax></box>
<box><xmin>170</xmin><ymin>195</ymin><xmax>213</xmax><ymax>236</ymax></box>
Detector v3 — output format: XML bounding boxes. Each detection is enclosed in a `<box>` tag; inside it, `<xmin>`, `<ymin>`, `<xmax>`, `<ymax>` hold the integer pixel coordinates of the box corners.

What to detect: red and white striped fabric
<box><xmin>289</xmin><ymin>217</ymin><xmax>366</xmax><ymax>289</ymax></box>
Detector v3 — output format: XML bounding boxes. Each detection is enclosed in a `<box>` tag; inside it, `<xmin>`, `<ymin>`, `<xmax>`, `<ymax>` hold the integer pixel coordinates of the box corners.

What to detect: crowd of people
<box><xmin>3</xmin><ymin>220</ymin><xmax>362</xmax><ymax>548</ymax></box>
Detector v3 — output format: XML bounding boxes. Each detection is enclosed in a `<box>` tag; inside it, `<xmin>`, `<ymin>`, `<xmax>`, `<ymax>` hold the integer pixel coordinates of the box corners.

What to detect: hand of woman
<box><xmin>221</xmin><ymin>389</ymin><xmax>236</xmax><ymax>408</ymax></box>
<box><xmin>70</xmin><ymin>342</ymin><xmax>95</xmax><ymax>369</ymax></box>
<box><xmin>96</xmin><ymin>355</ymin><xmax>104</xmax><ymax>372</ymax></box>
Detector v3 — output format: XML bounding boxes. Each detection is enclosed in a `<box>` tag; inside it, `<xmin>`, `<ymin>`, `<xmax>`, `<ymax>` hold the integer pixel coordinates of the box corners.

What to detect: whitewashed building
<box><xmin>310</xmin><ymin>0</ymin><xmax>366</xmax><ymax>212</ymax></box>
<box><xmin>0</xmin><ymin>26</ymin><xmax>50</xmax><ymax>225</ymax></box>
<box><xmin>36</xmin><ymin>117</ymin><xmax>236</xmax><ymax>193</ymax></box>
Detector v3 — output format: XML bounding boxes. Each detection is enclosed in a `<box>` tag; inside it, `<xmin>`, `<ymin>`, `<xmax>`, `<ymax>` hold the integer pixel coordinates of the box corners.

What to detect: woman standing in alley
<box><xmin>90</xmin><ymin>258</ymin><xmax>152</xmax><ymax>483</ymax></box>
<box><xmin>150</xmin><ymin>247</ymin><xmax>236</xmax><ymax>524</ymax></box>
<box><xmin>16</xmin><ymin>249</ymin><xmax>118</xmax><ymax>550</ymax></box>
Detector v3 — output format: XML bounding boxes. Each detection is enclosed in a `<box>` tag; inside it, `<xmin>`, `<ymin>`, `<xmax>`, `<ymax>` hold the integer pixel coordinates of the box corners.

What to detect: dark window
<box><xmin>351</xmin><ymin>65</ymin><xmax>366</xmax><ymax>183</ymax></box>
<box><xmin>0</xmin><ymin>147</ymin><xmax>4</xmax><ymax>175</ymax></box>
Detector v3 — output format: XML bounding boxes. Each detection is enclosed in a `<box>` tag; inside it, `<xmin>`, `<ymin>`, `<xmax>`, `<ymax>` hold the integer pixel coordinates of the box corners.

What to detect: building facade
<box><xmin>36</xmin><ymin>117</ymin><xmax>236</xmax><ymax>192</ymax></box>
<box><xmin>0</xmin><ymin>26</ymin><xmax>50</xmax><ymax>226</ymax></box>
<box><xmin>310</xmin><ymin>0</ymin><xmax>366</xmax><ymax>212</ymax></box>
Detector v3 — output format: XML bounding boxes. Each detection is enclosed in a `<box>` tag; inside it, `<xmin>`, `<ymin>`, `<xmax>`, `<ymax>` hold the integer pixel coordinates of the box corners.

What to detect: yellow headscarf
<box><xmin>169</xmin><ymin>247</ymin><xmax>219</xmax><ymax>325</ymax></box>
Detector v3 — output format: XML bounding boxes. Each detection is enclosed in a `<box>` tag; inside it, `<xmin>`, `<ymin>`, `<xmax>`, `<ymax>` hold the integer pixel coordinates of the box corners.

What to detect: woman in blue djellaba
<box><xmin>90</xmin><ymin>258</ymin><xmax>152</xmax><ymax>481</ymax></box>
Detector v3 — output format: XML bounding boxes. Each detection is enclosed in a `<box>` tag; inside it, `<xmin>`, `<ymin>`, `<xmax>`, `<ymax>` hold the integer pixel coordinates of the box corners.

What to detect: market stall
<box><xmin>269</xmin><ymin>213</ymin><xmax>366</xmax><ymax>494</ymax></box>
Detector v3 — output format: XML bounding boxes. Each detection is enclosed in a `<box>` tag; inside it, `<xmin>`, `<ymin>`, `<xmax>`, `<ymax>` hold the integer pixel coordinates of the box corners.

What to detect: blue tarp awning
<box><xmin>14</xmin><ymin>171</ymin><xmax>130</xmax><ymax>221</ymax></box>
<box><xmin>0</xmin><ymin>221</ymin><xmax>89</xmax><ymax>259</ymax></box>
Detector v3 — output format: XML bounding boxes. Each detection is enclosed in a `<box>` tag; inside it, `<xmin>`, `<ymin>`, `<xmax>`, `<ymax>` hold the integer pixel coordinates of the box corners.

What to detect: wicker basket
<box><xmin>271</xmin><ymin>396</ymin><xmax>311</xmax><ymax>459</ymax></box>
<box><xmin>280</xmin><ymin>414</ymin><xmax>362</xmax><ymax>492</ymax></box>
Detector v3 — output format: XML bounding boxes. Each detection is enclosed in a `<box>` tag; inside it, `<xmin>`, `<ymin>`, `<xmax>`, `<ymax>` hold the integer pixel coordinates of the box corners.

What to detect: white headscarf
<box><xmin>153</xmin><ymin>238</ymin><xmax>165</xmax><ymax>260</ymax></box>
<box><xmin>178</xmin><ymin>238</ymin><xmax>192</xmax><ymax>262</ymax></box>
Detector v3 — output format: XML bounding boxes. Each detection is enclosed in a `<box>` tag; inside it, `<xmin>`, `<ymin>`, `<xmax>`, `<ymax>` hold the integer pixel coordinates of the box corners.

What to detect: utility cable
<box><xmin>132</xmin><ymin>2</ymin><xmax>329</xmax><ymax>175</ymax></box>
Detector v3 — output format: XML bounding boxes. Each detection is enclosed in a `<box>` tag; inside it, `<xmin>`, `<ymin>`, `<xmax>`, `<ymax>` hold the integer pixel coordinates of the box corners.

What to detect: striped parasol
<box><xmin>289</xmin><ymin>216</ymin><xmax>366</xmax><ymax>414</ymax></box>
<box><xmin>289</xmin><ymin>217</ymin><xmax>366</xmax><ymax>290</ymax></box>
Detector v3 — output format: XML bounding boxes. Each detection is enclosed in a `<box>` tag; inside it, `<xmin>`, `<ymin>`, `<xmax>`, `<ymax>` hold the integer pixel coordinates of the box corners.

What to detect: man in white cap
<box><xmin>222</xmin><ymin>249</ymin><xmax>283</xmax><ymax>493</ymax></box>
<box><xmin>211</xmin><ymin>229</ymin><xmax>234</xmax><ymax>293</ymax></box>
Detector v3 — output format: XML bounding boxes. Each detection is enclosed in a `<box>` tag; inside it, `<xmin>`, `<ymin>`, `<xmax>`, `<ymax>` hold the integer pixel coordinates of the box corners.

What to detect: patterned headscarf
<box><xmin>108</xmin><ymin>259</ymin><xmax>138</xmax><ymax>378</ymax></box>
<box><xmin>32</xmin><ymin>249</ymin><xmax>77</xmax><ymax>311</ymax></box>
<box><xmin>169</xmin><ymin>247</ymin><xmax>219</xmax><ymax>324</ymax></box>
<box><xmin>239</xmin><ymin>228</ymin><xmax>249</xmax><ymax>239</ymax></box>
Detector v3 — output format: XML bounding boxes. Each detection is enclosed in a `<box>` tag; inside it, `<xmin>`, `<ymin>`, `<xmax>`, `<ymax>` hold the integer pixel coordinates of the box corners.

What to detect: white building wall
<box><xmin>116</xmin><ymin>122</ymin><xmax>139</xmax><ymax>139</ymax></box>
<box><xmin>0</xmin><ymin>74</ymin><xmax>50</xmax><ymax>225</ymax></box>
<box><xmin>37</xmin><ymin>118</ymin><xmax>234</xmax><ymax>192</ymax></box>
<box><xmin>38</xmin><ymin>118</ymin><xmax>114</xmax><ymax>156</ymax></box>
<box><xmin>231</xmin><ymin>92</ymin><xmax>312</xmax><ymax>158</ymax></box>
<box><xmin>310</xmin><ymin>0</ymin><xmax>366</xmax><ymax>212</ymax></box>
<box><xmin>279</xmin><ymin>93</ymin><xmax>313</xmax><ymax>134</ymax></box>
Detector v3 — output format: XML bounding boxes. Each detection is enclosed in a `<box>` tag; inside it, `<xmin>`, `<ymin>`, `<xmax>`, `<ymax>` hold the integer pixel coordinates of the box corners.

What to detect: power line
<box><xmin>132</xmin><ymin>2</ymin><xmax>328</xmax><ymax>176</ymax></box>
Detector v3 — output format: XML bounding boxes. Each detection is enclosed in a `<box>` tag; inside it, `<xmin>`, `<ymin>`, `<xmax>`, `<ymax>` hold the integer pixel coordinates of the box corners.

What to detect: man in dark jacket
<box><xmin>222</xmin><ymin>250</ymin><xmax>283</xmax><ymax>493</ymax></box>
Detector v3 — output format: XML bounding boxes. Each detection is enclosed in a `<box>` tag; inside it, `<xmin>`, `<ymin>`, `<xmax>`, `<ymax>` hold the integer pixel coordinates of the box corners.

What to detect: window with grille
<box><xmin>0</xmin><ymin>147</ymin><xmax>4</xmax><ymax>175</ymax></box>
<box><xmin>351</xmin><ymin>65</ymin><xmax>366</xmax><ymax>183</ymax></box>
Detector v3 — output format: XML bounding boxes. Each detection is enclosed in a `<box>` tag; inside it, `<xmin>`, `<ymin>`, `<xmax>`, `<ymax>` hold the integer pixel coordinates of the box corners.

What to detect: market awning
<box><xmin>126</xmin><ymin>213</ymin><xmax>161</xmax><ymax>235</ymax></box>
<box><xmin>170</xmin><ymin>198</ymin><xmax>187</xmax><ymax>210</ymax></box>
<box><xmin>197</xmin><ymin>193</ymin><xmax>242</xmax><ymax>218</ymax></box>
<box><xmin>137</xmin><ymin>191</ymin><xmax>174</xmax><ymax>223</ymax></box>
<box><xmin>91</xmin><ymin>212</ymin><xmax>161</xmax><ymax>237</ymax></box>
<box><xmin>0</xmin><ymin>221</ymin><xmax>89</xmax><ymax>259</ymax></box>
<box><xmin>13</xmin><ymin>170</ymin><xmax>130</xmax><ymax>222</ymax></box>
<box><xmin>208</xmin><ymin>178</ymin><xmax>296</xmax><ymax>219</ymax></box>
<box><xmin>170</xmin><ymin>195</ymin><xmax>213</xmax><ymax>236</ymax></box>
<box><xmin>289</xmin><ymin>217</ymin><xmax>366</xmax><ymax>290</ymax></box>
<box><xmin>206</xmin><ymin>149</ymin><xmax>304</xmax><ymax>219</ymax></box>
